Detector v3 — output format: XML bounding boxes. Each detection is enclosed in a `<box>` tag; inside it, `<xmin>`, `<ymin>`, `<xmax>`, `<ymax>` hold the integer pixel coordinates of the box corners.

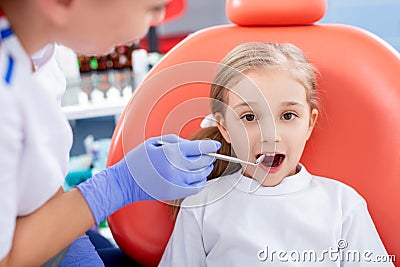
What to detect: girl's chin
<box><xmin>256</xmin><ymin>164</ymin><xmax>300</xmax><ymax>187</ymax></box>
<box><xmin>260</xmin><ymin>176</ymin><xmax>285</xmax><ymax>187</ymax></box>
<box><xmin>258</xmin><ymin>173</ymin><xmax>285</xmax><ymax>187</ymax></box>
<box><xmin>246</xmin><ymin>169</ymin><xmax>285</xmax><ymax>187</ymax></box>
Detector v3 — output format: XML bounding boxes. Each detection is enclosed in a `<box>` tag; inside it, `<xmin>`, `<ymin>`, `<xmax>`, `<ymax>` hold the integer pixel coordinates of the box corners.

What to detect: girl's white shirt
<box><xmin>159</xmin><ymin>165</ymin><xmax>393</xmax><ymax>267</ymax></box>
<box><xmin>0</xmin><ymin>16</ymin><xmax>72</xmax><ymax>259</ymax></box>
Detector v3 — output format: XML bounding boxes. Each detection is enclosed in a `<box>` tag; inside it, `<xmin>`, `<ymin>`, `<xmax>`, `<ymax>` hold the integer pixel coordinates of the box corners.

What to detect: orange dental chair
<box><xmin>107</xmin><ymin>0</ymin><xmax>400</xmax><ymax>266</ymax></box>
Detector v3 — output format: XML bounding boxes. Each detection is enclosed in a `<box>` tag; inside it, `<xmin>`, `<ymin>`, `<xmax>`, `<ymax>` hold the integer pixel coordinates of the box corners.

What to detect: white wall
<box><xmin>321</xmin><ymin>0</ymin><xmax>400</xmax><ymax>51</ymax></box>
<box><xmin>157</xmin><ymin>0</ymin><xmax>400</xmax><ymax>52</ymax></box>
<box><xmin>157</xmin><ymin>0</ymin><xmax>230</xmax><ymax>36</ymax></box>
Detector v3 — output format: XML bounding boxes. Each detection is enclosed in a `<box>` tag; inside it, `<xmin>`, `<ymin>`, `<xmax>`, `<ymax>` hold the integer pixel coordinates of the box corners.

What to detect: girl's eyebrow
<box><xmin>232</xmin><ymin>101</ymin><xmax>257</xmax><ymax>109</ymax></box>
<box><xmin>232</xmin><ymin>101</ymin><xmax>304</xmax><ymax>111</ymax></box>
<box><xmin>281</xmin><ymin>101</ymin><xmax>304</xmax><ymax>107</ymax></box>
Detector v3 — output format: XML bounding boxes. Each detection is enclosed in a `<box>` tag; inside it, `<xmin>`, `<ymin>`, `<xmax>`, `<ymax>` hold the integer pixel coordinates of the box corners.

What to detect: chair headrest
<box><xmin>226</xmin><ymin>0</ymin><xmax>327</xmax><ymax>26</ymax></box>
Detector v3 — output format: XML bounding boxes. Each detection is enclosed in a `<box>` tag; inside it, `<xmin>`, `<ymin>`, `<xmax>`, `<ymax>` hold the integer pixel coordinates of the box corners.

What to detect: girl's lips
<box><xmin>256</xmin><ymin>153</ymin><xmax>285</xmax><ymax>173</ymax></box>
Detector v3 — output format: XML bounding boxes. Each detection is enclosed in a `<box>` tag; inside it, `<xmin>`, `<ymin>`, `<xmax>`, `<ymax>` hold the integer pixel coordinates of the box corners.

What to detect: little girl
<box><xmin>159</xmin><ymin>42</ymin><xmax>393</xmax><ymax>266</ymax></box>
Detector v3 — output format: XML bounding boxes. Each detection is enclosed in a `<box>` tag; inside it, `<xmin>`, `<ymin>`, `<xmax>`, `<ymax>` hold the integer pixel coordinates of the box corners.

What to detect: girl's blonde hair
<box><xmin>211</xmin><ymin>42</ymin><xmax>319</xmax><ymax>116</ymax></box>
<box><xmin>169</xmin><ymin>42</ymin><xmax>319</xmax><ymax>218</ymax></box>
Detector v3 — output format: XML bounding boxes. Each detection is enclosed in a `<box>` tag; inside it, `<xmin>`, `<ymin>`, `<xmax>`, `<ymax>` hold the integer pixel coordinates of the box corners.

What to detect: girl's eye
<box><xmin>281</xmin><ymin>112</ymin><xmax>297</xmax><ymax>121</ymax></box>
<box><xmin>241</xmin><ymin>114</ymin><xmax>257</xmax><ymax>122</ymax></box>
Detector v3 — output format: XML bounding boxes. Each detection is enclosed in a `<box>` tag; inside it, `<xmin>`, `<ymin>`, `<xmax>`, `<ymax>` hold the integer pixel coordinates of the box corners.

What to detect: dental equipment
<box><xmin>156</xmin><ymin>140</ymin><xmax>265</xmax><ymax>166</ymax></box>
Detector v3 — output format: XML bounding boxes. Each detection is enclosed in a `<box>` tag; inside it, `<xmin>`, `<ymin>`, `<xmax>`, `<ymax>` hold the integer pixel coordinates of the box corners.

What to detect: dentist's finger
<box><xmin>179</xmin><ymin>139</ymin><xmax>221</xmax><ymax>156</ymax></box>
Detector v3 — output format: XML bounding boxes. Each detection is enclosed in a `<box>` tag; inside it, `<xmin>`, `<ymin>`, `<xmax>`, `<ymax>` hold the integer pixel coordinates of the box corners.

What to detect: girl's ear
<box><xmin>306</xmin><ymin>108</ymin><xmax>319</xmax><ymax>141</ymax></box>
<box><xmin>214</xmin><ymin>113</ymin><xmax>231</xmax><ymax>144</ymax></box>
<box><xmin>37</xmin><ymin>0</ymin><xmax>74</xmax><ymax>27</ymax></box>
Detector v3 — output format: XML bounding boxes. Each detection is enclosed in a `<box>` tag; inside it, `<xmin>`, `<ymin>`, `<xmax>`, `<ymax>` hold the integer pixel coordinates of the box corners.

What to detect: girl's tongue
<box><xmin>258</xmin><ymin>154</ymin><xmax>285</xmax><ymax>168</ymax></box>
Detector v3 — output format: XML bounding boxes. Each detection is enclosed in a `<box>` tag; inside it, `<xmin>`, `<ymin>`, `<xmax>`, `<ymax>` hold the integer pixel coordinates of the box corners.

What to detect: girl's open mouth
<box><xmin>256</xmin><ymin>153</ymin><xmax>285</xmax><ymax>172</ymax></box>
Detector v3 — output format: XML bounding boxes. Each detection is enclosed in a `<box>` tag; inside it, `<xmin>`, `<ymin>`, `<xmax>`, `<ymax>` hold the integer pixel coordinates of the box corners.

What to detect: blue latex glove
<box><xmin>77</xmin><ymin>134</ymin><xmax>220</xmax><ymax>225</ymax></box>
<box><xmin>59</xmin><ymin>235</ymin><xmax>104</xmax><ymax>267</ymax></box>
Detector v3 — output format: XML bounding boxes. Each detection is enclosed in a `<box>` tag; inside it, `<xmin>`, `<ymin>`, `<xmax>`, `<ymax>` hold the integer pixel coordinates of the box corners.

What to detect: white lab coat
<box><xmin>0</xmin><ymin>15</ymin><xmax>72</xmax><ymax>259</ymax></box>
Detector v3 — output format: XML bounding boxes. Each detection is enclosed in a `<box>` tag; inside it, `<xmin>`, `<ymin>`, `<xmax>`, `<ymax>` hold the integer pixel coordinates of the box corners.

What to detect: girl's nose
<box><xmin>259</xmin><ymin>120</ymin><xmax>281</xmax><ymax>143</ymax></box>
<box><xmin>261</xmin><ymin>131</ymin><xmax>281</xmax><ymax>143</ymax></box>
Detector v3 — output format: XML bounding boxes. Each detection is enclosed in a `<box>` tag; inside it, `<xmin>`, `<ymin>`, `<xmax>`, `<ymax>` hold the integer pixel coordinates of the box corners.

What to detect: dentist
<box><xmin>0</xmin><ymin>0</ymin><xmax>219</xmax><ymax>266</ymax></box>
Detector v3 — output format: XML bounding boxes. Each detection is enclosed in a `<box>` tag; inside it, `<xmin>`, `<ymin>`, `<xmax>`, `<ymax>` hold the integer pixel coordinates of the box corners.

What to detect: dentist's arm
<box><xmin>77</xmin><ymin>134</ymin><xmax>220</xmax><ymax>225</ymax></box>
<box><xmin>2</xmin><ymin>135</ymin><xmax>219</xmax><ymax>267</ymax></box>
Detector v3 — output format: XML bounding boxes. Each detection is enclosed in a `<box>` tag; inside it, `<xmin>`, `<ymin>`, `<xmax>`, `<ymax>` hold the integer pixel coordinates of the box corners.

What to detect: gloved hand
<box><xmin>77</xmin><ymin>134</ymin><xmax>220</xmax><ymax>225</ymax></box>
<box><xmin>59</xmin><ymin>235</ymin><xmax>104</xmax><ymax>267</ymax></box>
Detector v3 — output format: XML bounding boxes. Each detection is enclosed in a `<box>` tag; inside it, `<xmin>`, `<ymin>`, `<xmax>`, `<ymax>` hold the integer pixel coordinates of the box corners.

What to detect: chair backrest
<box><xmin>107</xmin><ymin>0</ymin><xmax>400</xmax><ymax>266</ymax></box>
